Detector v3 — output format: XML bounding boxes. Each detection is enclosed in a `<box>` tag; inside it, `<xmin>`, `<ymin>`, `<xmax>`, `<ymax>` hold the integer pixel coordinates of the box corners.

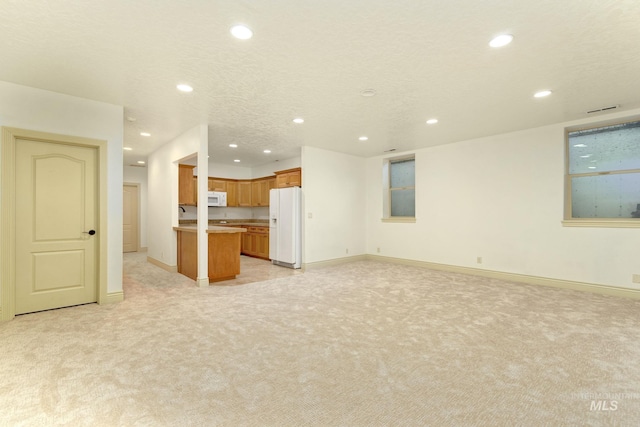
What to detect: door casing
<box><xmin>1</xmin><ymin>127</ymin><xmax>109</xmax><ymax>321</ymax></box>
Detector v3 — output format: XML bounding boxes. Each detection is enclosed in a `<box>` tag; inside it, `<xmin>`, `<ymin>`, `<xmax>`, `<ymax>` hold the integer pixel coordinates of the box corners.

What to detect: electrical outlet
<box><xmin>308</xmin><ymin>212</ymin><xmax>313</xmax><ymax>219</ymax></box>
<box><xmin>633</xmin><ymin>274</ymin><xmax>640</xmax><ymax>283</ymax></box>
<box><xmin>377</xmin><ymin>247</ymin><xmax>381</xmax><ymax>253</ymax></box>
<box><xmin>477</xmin><ymin>256</ymin><xmax>483</xmax><ymax>264</ymax></box>
<box><xmin>346</xmin><ymin>248</ymin><xmax>349</xmax><ymax>254</ymax></box>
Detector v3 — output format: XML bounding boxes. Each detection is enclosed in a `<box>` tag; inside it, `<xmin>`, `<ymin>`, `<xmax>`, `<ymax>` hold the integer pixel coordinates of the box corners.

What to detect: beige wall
<box><xmin>302</xmin><ymin>146</ymin><xmax>367</xmax><ymax>264</ymax></box>
<box><xmin>365</xmin><ymin>108</ymin><xmax>640</xmax><ymax>290</ymax></box>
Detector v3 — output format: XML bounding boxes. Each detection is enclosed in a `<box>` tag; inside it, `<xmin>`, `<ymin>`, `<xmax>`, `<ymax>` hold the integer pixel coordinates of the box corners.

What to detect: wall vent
<box><xmin>128</xmin><ymin>164</ymin><xmax>146</xmax><ymax>167</ymax></box>
<box><xmin>586</xmin><ymin>104</ymin><xmax>620</xmax><ymax>114</ymax></box>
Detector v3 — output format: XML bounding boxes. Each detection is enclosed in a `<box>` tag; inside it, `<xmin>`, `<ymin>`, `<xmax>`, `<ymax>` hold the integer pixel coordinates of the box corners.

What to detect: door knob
<box><xmin>83</xmin><ymin>230</ymin><xmax>96</xmax><ymax>235</ymax></box>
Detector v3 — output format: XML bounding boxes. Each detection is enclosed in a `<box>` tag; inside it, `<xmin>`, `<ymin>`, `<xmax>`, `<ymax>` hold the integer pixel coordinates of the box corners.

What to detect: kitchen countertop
<box><xmin>179</xmin><ymin>219</ymin><xmax>268</xmax><ymax>227</ymax></box>
<box><xmin>173</xmin><ymin>225</ymin><xmax>247</xmax><ymax>233</ymax></box>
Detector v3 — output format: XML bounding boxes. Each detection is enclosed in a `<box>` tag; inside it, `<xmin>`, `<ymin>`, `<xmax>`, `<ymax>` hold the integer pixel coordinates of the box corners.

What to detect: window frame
<box><xmin>563</xmin><ymin>117</ymin><xmax>640</xmax><ymax>228</ymax></box>
<box><xmin>382</xmin><ymin>154</ymin><xmax>416</xmax><ymax>223</ymax></box>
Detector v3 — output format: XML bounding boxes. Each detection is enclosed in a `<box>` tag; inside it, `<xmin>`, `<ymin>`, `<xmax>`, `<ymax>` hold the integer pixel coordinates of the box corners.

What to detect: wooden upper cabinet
<box><xmin>178</xmin><ymin>165</ymin><xmax>197</xmax><ymax>205</ymax></box>
<box><xmin>237</xmin><ymin>180</ymin><xmax>252</xmax><ymax>206</ymax></box>
<box><xmin>251</xmin><ymin>177</ymin><xmax>275</xmax><ymax>207</ymax></box>
<box><xmin>275</xmin><ymin>167</ymin><xmax>301</xmax><ymax>188</ymax></box>
<box><xmin>226</xmin><ymin>181</ymin><xmax>238</xmax><ymax>207</ymax></box>
<box><xmin>208</xmin><ymin>178</ymin><xmax>227</xmax><ymax>192</ymax></box>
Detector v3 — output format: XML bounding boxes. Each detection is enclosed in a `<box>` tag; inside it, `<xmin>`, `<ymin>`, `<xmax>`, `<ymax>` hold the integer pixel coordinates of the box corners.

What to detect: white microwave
<box><xmin>207</xmin><ymin>191</ymin><xmax>227</xmax><ymax>207</ymax></box>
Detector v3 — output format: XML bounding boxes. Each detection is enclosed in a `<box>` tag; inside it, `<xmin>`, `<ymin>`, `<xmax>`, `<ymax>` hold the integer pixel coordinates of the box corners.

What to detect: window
<box><xmin>383</xmin><ymin>155</ymin><xmax>415</xmax><ymax>221</ymax></box>
<box><xmin>565</xmin><ymin>119</ymin><xmax>640</xmax><ymax>226</ymax></box>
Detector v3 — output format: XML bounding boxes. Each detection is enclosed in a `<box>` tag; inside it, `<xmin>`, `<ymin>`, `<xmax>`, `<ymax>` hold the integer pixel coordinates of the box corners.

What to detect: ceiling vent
<box><xmin>586</xmin><ymin>104</ymin><xmax>620</xmax><ymax>114</ymax></box>
<box><xmin>129</xmin><ymin>164</ymin><xmax>146</xmax><ymax>168</ymax></box>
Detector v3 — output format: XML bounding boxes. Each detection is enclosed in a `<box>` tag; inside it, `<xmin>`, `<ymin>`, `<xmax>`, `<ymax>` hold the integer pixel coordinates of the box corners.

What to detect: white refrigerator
<box><xmin>269</xmin><ymin>186</ymin><xmax>302</xmax><ymax>269</ymax></box>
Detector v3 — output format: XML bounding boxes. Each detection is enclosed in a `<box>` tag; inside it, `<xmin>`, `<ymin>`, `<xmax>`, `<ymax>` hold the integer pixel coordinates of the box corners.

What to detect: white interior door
<box><xmin>15</xmin><ymin>138</ymin><xmax>98</xmax><ymax>314</ymax></box>
<box><xmin>123</xmin><ymin>184</ymin><xmax>139</xmax><ymax>253</ymax></box>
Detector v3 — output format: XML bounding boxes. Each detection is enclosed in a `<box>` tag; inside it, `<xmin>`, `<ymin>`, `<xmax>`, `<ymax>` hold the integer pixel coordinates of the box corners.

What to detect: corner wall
<box><xmin>147</xmin><ymin>125</ymin><xmax>208</xmax><ymax>271</ymax></box>
<box><xmin>365</xmin><ymin>108</ymin><xmax>640</xmax><ymax>290</ymax></box>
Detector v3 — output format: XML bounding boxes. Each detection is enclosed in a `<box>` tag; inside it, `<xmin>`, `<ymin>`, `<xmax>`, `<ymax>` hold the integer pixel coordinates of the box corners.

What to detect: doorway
<box><xmin>123</xmin><ymin>183</ymin><xmax>140</xmax><ymax>253</ymax></box>
<box><xmin>1</xmin><ymin>127</ymin><xmax>108</xmax><ymax>320</ymax></box>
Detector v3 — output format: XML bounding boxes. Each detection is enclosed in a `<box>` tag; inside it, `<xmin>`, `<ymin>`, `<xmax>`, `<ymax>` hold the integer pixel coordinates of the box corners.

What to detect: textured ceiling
<box><xmin>1</xmin><ymin>0</ymin><xmax>639</xmax><ymax>167</ymax></box>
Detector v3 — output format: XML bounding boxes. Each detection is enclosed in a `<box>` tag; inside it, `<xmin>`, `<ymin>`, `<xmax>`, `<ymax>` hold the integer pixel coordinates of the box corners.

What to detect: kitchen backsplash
<box><xmin>179</xmin><ymin>206</ymin><xmax>269</xmax><ymax>220</ymax></box>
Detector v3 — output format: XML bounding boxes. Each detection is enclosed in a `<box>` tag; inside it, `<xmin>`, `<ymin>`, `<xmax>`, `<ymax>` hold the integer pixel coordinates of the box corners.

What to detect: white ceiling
<box><xmin>1</xmin><ymin>0</ymin><xmax>639</xmax><ymax>168</ymax></box>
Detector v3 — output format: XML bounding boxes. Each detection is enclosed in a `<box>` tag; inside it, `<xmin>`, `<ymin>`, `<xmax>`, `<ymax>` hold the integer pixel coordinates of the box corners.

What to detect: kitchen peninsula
<box><xmin>173</xmin><ymin>224</ymin><xmax>247</xmax><ymax>283</ymax></box>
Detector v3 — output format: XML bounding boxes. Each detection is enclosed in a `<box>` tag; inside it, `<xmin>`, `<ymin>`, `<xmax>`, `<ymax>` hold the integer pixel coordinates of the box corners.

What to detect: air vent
<box><xmin>586</xmin><ymin>105</ymin><xmax>620</xmax><ymax>114</ymax></box>
<box><xmin>129</xmin><ymin>164</ymin><xmax>146</xmax><ymax>167</ymax></box>
<box><xmin>384</xmin><ymin>148</ymin><xmax>396</xmax><ymax>152</ymax></box>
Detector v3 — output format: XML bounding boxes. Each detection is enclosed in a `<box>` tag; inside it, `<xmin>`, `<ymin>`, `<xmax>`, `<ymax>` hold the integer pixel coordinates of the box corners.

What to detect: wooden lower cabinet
<box><xmin>241</xmin><ymin>226</ymin><xmax>270</xmax><ymax>259</ymax></box>
<box><xmin>176</xmin><ymin>228</ymin><xmax>243</xmax><ymax>282</ymax></box>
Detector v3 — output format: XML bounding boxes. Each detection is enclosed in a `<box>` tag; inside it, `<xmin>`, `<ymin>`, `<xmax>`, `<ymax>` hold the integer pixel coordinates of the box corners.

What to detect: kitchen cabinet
<box><xmin>241</xmin><ymin>225</ymin><xmax>270</xmax><ymax>259</ymax></box>
<box><xmin>238</xmin><ymin>180</ymin><xmax>252</xmax><ymax>206</ymax></box>
<box><xmin>275</xmin><ymin>167</ymin><xmax>301</xmax><ymax>188</ymax></box>
<box><xmin>226</xmin><ymin>181</ymin><xmax>238</xmax><ymax>207</ymax></box>
<box><xmin>178</xmin><ymin>164</ymin><xmax>196</xmax><ymax>205</ymax></box>
<box><xmin>208</xmin><ymin>178</ymin><xmax>227</xmax><ymax>192</ymax></box>
<box><xmin>175</xmin><ymin>225</ymin><xmax>246</xmax><ymax>282</ymax></box>
<box><xmin>251</xmin><ymin>177</ymin><xmax>276</xmax><ymax>207</ymax></box>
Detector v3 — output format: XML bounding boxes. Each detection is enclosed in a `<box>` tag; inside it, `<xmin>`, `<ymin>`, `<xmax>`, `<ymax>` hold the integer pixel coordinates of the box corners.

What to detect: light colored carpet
<box><xmin>1</xmin><ymin>252</ymin><xmax>640</xmax><ymax>426</ymax></box>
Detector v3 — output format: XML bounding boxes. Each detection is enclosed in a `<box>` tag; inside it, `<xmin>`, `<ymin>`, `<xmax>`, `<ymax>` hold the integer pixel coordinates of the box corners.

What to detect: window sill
<box><xmin>382</xmin><ymin>217</ymin><xmax>416</xmax><ymax>223</ymax></box>
<box><xmin>562</xmin><ymin>219</ymin><xmax>640</xmax><ymax>228</ymax></box>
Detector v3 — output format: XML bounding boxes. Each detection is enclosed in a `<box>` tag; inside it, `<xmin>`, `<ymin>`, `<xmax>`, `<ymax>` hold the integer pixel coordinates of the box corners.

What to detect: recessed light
<box><xmin>534</xmin><ymin>90</ymin><xmax>552</xmax><ymax>98</ymax></box>
<box><xmin>426</xmin><ymin>118</ymin><xmax>438</xmax><ymax>125</ymax></box>
<box><xmin>573</xmin><ymin>144</ymin><xmax>587</xmax><ymax>148</ymax></box>
<box><xmin>293</xmin><ymin>118</ymin><xmax>304</xmax><ymax>124</ymax></box>
<box><xmin>140</xmin><ymin>132</ymin><xmax>151</xmax><ymax>137</ymax></box>
<box><xmin>359</xmin><ymin>136</ymin><xmax>368</xmax><ymax>141</ymax></box>
<box><xmin>126</xmin><ymin>116</ymin><xmax>136</xmax><ymax>122</ymax></box>
<box><xmin>137</xmin><ymin>161</ymin><xmax>145</xmax><ymax>164</ymax></box>
<box><xmin>263</xmin><ymin>149</ymin><xmax>271</xmax><ymax>154</ymax></box>
<box><xmin>234</xmin><ymin>159</ymin><xmax>241</xmax><ymax>163</ymax></box>
<box><xmin>230</xmin><ymin>25</ymin><xmax>253</xmax><ymax>40</ymax></box>
<box><xmin>361</xmin><ymin>89</ymin><xmax>376</xmax><ymax>97</ymax></box>
<box><xmin>588</xmin><ymin>166</ymin><xmax>597</xmax><ymax>169</ymax></box>
<box><xmin>580</xmin><ymin>154</ymin><xmax>592</xmax><ymax>158</ymax></box>
<box><xmin>229</xmin><ymin>144</ymin><xmax>238</xmax><ymax>148</ymax></box>
<box><xmin>177</xmin><ymin>84</ymin><xmax>193</xmax><ymax>93</ymax></box>
<box><xmin>123</xmin><ymin>147</ymin><xmax>133</xmax><ymax>151</ymax></box>
<box><xmin>489</xmin><ymin>34</ymin><xmax>513</xmax><ymax>48</ymax></box>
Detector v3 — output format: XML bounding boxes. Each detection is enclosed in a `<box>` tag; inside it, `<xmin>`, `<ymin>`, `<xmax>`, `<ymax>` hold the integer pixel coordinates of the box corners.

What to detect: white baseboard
<box><xmin>102</xmin><ymin>291</ymin><xmax>124</xmax><ymax>304</ymax></box>
<box><xmin>366</xmin><ymin>254</ymin><xmax>640</xmax><ymax>300</ymax></box>
<box><xmin>303</xmin><ymin>255</ymin><xmax>367</xmax><ymax>271</ymax></box>
<box><xmin>138</xmin><ymin>246</ymin><xmax>148</xmax><ymax>252</ymax></box>
<box><xmin>196</xmin><ymin>277</ymin><xmax>209</xmax><ymax>288</ymax></box>
<box><xmin>147</xmin><ymin>256</ymin><xmax>177</xmax><ymax>273</ymax></box>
